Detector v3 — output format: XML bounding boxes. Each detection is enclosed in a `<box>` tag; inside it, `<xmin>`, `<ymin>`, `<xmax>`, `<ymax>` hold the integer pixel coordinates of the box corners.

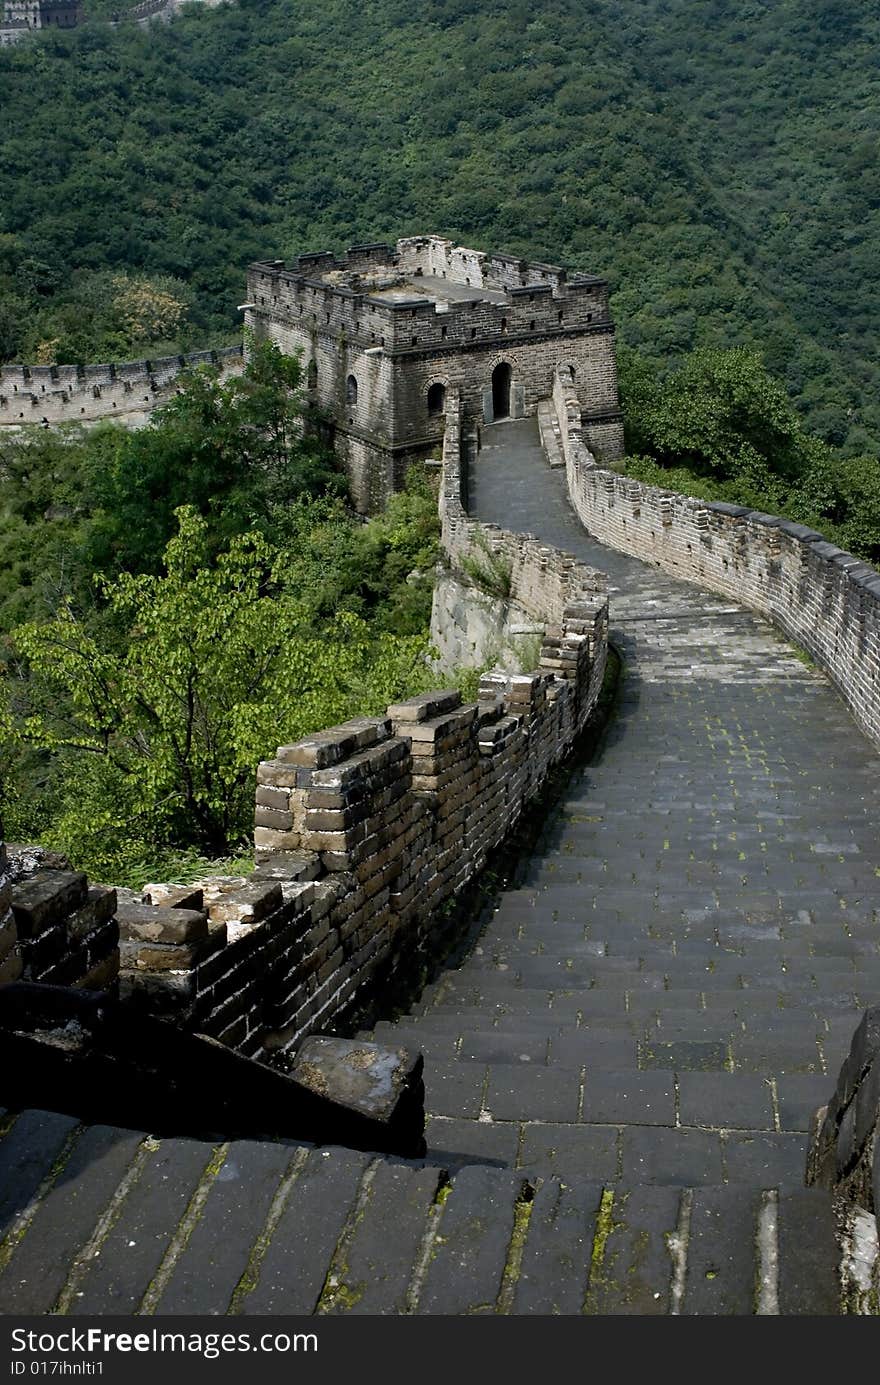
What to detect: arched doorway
<box><xmin>427</xmin><ymin>382</ymin><xmax>446</xmax><ymax>417</ymax></box>
<box><xmin>491</xmin><ymin>362</ymin><xmax>511</xmax><ymax>420</ymax></box>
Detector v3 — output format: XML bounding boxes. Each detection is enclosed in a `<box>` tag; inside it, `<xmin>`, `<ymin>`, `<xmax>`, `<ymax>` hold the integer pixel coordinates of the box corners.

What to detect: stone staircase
<box><xmin>351</xmin><ymin>419</ymin><xmax>880</xmax><ymax>1312</ymax></box>
<box><xmin>1</xmin><ymin>422</ymin><xmax>877</xmax><ymax>1314</ymax></box>
<box><xmin>0</xmin><ymin>1108</ymin><xmax>841</xmax><ymax>1314</ymax></box>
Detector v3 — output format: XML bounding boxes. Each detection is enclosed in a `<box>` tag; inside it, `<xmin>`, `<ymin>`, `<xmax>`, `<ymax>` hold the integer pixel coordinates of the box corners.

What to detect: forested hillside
<box><xmin>1</xmin><ymin>0</ymin><xmax>879</xmax><ymax>452</ymax></box>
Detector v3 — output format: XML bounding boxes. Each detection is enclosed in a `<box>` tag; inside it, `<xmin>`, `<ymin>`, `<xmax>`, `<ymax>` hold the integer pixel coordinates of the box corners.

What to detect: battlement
<box><xmin>0</xmin><ymin>344</ymin><xmax>244</xmax><ymax>428</ymax></box>
<box><xmin>247</xmin><ymin>236</ymin><xmax>609</xmax><ymax>358</ymax></box>
<box><xmin>246</xmin><ymin>234</ymin><xmax>623</xmax><ymax>511</ymax></box>
<box><xmin>1</xmin><ymin>0</ymin><xmax>80</xmax><ymax>38</ymax></box>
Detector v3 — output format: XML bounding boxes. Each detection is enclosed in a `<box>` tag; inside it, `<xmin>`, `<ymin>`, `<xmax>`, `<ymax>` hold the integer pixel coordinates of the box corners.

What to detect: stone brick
<box><xmin>11</xmin><ymin>870</ymin><xmax>88</xmax><ymax>938</ymax></box>
<box><xmin>387</xmin><ymin>689</ymin><xmax>462</xmax><ymax>722</ymax></box>
<box><xmin>0</xmin><ymin>913</ymin><xmax>17</xmax><ymax>965</ymax></box>
<box><xmin>0</xmin><ymin>950</ymin><xmax>24</xmax><ymax>985</ymax></box>
<box><xmin>67</xmin><ymin>887</ymin><xmax>117</xmax><ymax>942</ymax></box>
<box><xmin>75</xmin><ymin>951</ymin><xmax>120</xmax><ymax>991</ymax></box>
<box><xmin>143</xmin><ymin>884</ymin><xmax>204</xmax><ymax>911</ymax></box>
<box><xmin>115</xmin><ymin>900</ymin><xmax>208</xmax><ymax>945</ymax></box>
<box><xmin>119</xmin><ymin>937</ymin><xmax>220</xmax><ymax>972</ymax></box>
<box><xmin>203</xmin><ymin>881</ymin><xmax>283</xmax><ymax>927</ymax></box>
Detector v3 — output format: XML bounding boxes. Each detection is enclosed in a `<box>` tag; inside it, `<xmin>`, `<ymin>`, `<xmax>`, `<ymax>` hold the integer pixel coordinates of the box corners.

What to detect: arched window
<box><xmin>346</xmin><ymin>374</ymin><xmax>358</xmax><ymax>407</ymax></box>
<box><xmin>307</xmin><ymin>359</ymin><xmax>317</xmax><ymax>391</ymax></box>
<box><xmin>427</xmin><ymin>382</ymin><xmax>446</xmax><ymax>417</ymax></box>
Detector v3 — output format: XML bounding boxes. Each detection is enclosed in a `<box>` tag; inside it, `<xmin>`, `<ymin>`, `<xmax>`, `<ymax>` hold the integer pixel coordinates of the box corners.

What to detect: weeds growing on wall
<box><xmin>459</xmin><ymin>536</ymin><xmax>514</xmax><ymax>600</ymax></box>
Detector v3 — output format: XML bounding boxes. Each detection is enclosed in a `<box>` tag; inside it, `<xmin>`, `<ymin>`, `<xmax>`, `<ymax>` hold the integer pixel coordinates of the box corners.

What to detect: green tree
<box><xmin>90</xmin><ymin>336</ymin><xmax>344</xmax><ymax>575</ymax></box>
<box><xmin>2</xmin><ymin>507</ymin><xmax>434</xmax><ymax>875</ymax></box>
<box><xmin>631</xmin><ymin>348</ymin><xmax>805</xmax><ymax>486</ymax></box>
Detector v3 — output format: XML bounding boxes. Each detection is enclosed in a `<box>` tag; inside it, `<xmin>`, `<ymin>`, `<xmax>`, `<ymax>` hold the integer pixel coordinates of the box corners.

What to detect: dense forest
<box><xmin>1</xmin><ymin>0</ymin><xmax>879</xmax><ymax>453</ymax></box>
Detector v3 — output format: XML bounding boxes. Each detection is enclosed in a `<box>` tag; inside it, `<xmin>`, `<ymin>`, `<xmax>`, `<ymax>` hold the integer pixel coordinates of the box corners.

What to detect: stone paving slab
<box><xmin>2</xmin><ymin>421</ymin><xmax>874</xmax><ymax>1313</ymax></box>
<box><xmin>150</xmin><ymin>1139</ymin><xmax>298</xmax><ymax>1315</ymax></box>
<box><xmin>0</xmin><ymin>1124</ymin><xmax>144</xmax><ymax>1314</ymax></box>
<box><xmin>71</xmin><ymin>1136</ymin><xmax>219</xmax><ymax>1315</ymax></box>
<box><xmin>237</xmin><ymin>1147</ymin><xmax>370</xmax><ymax>1315</ymax></box>
<box><xmin>512</xmin><ymin>1179</ymin><xmax>604</xmax><ymax>1315</ymax></box>
<box><xmin>320</xmin><ymin>1162</ymin><xmax>440</xmax><ymax>1315</ymax></box>
<box><xmin>585</xmin><ymin>1185</ymin><xmax>680</xmax><ymax>1315</ymax></box>
<box><xmin>683</xmin><ymin>1188</ymin><xmax>761</xmax><ymax>1315</ymax></box>
<box><xmin>416</xmin><ymin>1165</ymin><xmax>521</xmax><ymax>1314</ymax></box>
<box><xmin>0</xmin><ymin>1109</ymin><xmax>79</xmax><ymax>1238</ymax></box>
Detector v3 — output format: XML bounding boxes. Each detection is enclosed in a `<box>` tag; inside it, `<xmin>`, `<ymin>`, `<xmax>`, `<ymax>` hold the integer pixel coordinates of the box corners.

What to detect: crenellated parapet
<box><xmin>92</xmin><ymin>389</ymin><xmax>609</xmax><ymax>1056</ymax></box>
<box><xmin>551</xmin><ymin>367</ymin><xmax>880</xmax><ymax>751</ymax></box>
<box><xmin>245</xmin><ymin>234</ymin><xmax>624</xmax><ymax>512</ymax></box>
<box><xmin>0</xmin><ymin>344</ymin><xmax>244</xmax><ymax>429</ymax></box>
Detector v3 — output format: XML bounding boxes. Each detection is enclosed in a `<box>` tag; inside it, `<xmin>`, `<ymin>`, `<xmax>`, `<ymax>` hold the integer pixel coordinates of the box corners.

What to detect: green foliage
<box><xmin>273</xmin><ymin>469</ymin><xmax>441</xmax><ymax>636</ymax></box>
<box><xmin>2</xmin><ymin>0</ymin><xmax>880</xmax><ymax>450</ymax></box>
<box><xmin>0</xmin><ymin>239</ymin><xmax>200</xmax><ymax>363</ymax></box>
<box><xmin>0</xmin><ymin>337</ymin><xmax>344</xmax><ymax>631</ymax></box>
<box><xmin>459</xmin><ymin>537</ymin><xmax>514</xmax><ymax>600</ymax></box>
<box><xmin>89</xmin><ymin>335</ymin><xmax>345</xmax><ymax>574</ymax></box>
<box><xmin>622</xmin><ymin>348</ymin><xmax>803</xmax><ymax>485</ymax></box>
<box><xmin>1</xmin><ymin>507</ymin><xmax>438</xmax><ymax>878</ymax></box>
<box><xmin>0</xmin><ymin>342</ymin><xmax>444</xmax><ymax>882</ymax></box>
<box><xmin>620</xmin><ymin>346</ymin><xmax>880</xmax><ymax>565</ymax></box>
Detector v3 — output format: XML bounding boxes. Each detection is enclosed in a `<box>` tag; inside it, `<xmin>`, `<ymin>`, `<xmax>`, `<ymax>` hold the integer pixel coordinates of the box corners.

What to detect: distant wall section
<box><xmin>0</xmin><ymin>345</ymin><xmax>244</xmax><ymax>429</ymax></box>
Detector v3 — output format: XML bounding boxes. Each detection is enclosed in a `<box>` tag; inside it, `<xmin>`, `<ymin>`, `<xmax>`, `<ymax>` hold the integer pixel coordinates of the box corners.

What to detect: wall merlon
<box><xmin>555</xmin><ymin>379</ymin><xmax>880</xmax><ymax>749</ymax></box>
<box><xmin>1</xmin><ymin>345</ymin><xmax>244</xmax><ymax>429</ymax></box>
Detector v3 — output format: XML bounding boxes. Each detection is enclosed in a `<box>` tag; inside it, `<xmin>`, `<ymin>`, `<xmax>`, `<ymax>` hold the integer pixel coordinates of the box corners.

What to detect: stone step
<box><xmin>0</xmin><ymin>1110</ymin><xmax>843</xmax><ymax>1314</ymax></box>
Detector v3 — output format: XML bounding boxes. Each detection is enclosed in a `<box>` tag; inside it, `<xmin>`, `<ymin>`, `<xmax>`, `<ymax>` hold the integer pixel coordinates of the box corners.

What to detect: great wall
<box><xmin>0</xmin><ymin>345</ymin><xmax>243</xmax><ymax>427</ymax></box>
<box><xmin>0</xmin><ymin>0</ymin><xmax>225</xmax><ymax>46</ymax></box>
<box><xmin>1</xmin><ymin>238</ymin><xmax>880</xmax><ymax>1313</ymax></box>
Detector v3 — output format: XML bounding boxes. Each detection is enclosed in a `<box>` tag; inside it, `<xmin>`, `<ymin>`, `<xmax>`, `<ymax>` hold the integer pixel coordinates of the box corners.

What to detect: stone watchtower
<box><xmin>243</xmin><ymin>235</ymin><xmax>624</xmax><ymax>512</ymax></box>
<box><xmin>1</xmin><ymin>0</ymin><xmax>80</xmax><ymax>41</ymax></box>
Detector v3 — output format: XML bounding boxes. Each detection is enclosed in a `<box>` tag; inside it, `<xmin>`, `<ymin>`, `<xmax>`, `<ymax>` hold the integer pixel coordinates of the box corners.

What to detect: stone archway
<box><xmin>491</xmin><ymin>362</ymin><xmax>512</xmax><ymax>420</ymax></box>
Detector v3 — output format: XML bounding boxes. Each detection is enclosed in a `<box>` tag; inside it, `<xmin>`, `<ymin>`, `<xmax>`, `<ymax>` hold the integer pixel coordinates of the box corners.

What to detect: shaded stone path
<box><xmin>383</xmin><ymin>421</ymin><xmax>880</xmax><ymax>1174</ymax></box>
<box><xmin>1</xmin><ymin>418</ymin><xmax>878</xmax><ymax>1313</ymax></box>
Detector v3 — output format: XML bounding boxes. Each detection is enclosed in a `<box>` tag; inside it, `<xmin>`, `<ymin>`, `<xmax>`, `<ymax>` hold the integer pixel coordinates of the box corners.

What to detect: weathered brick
<box><xmin>0</xmin><ymin>950</ymin><xmax>24</xmax><ymax>985</ymax></box>
<box><xmin>143</xmin><ymin>883</ymin><xmax>204</xmax><ymax>911</ymax></box>
<box><xmin>115</xmin><ymin>900</ymin><xmax>208</xmax><ymax>945</ymax></box>
<box><xmin>67</xmin><ymin>886</ymin><xmax>117</xmax><ymax>942</ymax></box>
<box><xmin>11</xmin><ymin>870</ymin><xmax>88</xmax><ymax>938</ymax></box>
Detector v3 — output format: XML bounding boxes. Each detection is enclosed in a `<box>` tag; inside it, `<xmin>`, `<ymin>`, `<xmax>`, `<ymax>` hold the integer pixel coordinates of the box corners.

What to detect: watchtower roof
<box><xmin>249</xmin><ymin>235</ymin><xmax>606</xmax><ymax>313</ymax></box>
<box><xmin>366</xmin><ymin>275</ymin><xmax>509</xmax><ymax>309</ymax></box>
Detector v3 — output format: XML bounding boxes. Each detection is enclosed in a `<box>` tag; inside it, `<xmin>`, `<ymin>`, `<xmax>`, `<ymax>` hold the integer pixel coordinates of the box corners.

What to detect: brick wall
<box><xmin>555</xmin><ymin>371</ymin><xmax>880</xmax><ymax>750</ymax></box>
<box><xmin>245</xmin><ymin>235</ymin><xmax>625</xmax><ymax>507</ymax></box>
<box><xmin>0</xmin><ymin>346</ymin><xmax>244</xmax><ymax>429</ymax></box>
<box><xmin>0</xmin><ymin>848</ymin><xmax>119</xmax><ymax>993</ymax></box>
<box><xmin>111</xmin><ymin>389</ymin><xmax>609</xmax><ymax>1056</ymax></box>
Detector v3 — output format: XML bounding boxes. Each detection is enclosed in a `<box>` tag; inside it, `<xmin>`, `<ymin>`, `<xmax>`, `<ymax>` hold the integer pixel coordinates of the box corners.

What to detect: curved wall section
<box><xmin>555</xmin><ymin>371</ymin><xmax>880</xmax><ymax>749</ymax></box>
<box><xmin>0</xmin><ymin>389</ymin><xmax>609</xmax><ymax>1060</ymax></box>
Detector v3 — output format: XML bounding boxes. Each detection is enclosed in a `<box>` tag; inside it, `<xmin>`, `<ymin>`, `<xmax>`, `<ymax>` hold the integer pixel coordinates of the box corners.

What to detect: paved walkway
<box><xmin>2</xmin><ymin>417</ymin><xmax>878</xmax><ymax>1313</ymax></box>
